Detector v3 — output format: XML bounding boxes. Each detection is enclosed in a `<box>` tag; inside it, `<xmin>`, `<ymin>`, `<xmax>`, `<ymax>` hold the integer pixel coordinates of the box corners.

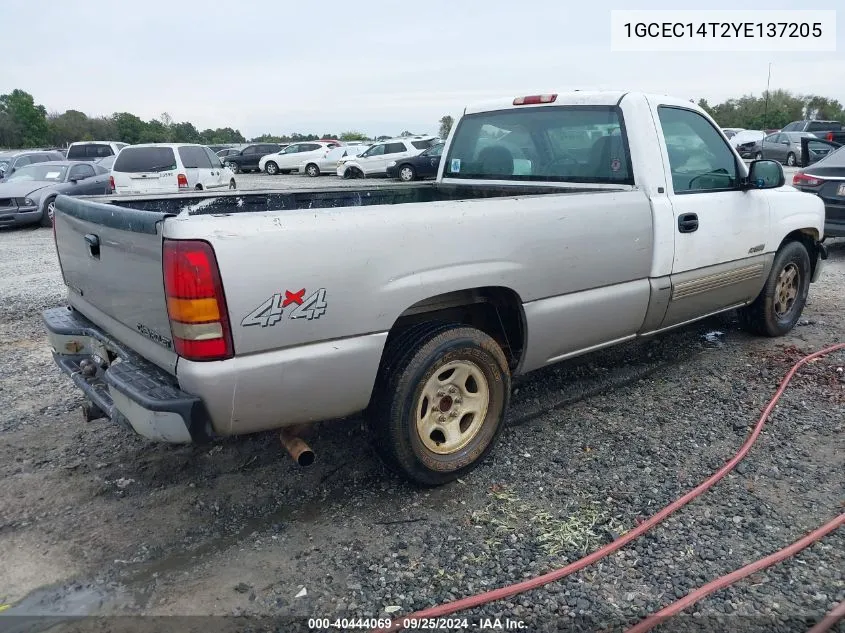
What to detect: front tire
<box><xmin>739</xmin><ymin>240</ymin><xmax>811</xmax><ymax>337</ymax></box>
<box><xmin>229</xmin><ymin>179</ymin><xmax>237</xmax><ymax>190</ymax></box>
<box><xmin>265</xmin><ymin>161</ymin><xmax>279</xmax><ymax>175</ymax></box>
<box><xmin>398</xmin><ymin>164</ymin><xmax>416</xmax><ymax>182</ymax></box>
<box><xmin>305</xmin><ymin>163</ymin><xmax>320</xmax><ymax>177</ymax></box>
<box><xmin>786</xmin><ymin>152</ymin><xmax>796</xmax><ymax>166</ymax></box>
<box><xmin>755</xmin><ymin>152</ymin><xmax>763</xmax><ymax>160</ymax></box>
<box><xmin>368</xmin><ymin>323</ymin><xmax>510</xmax><ymax>486</ymax></box>
<box><xmin>40</xmin><ymin>197</ymin><xmax>56</xmax><ymax>228</ymax></box>
<box><xmin>225</xmin><ymin>162</ymin><xmax>239</xmax><ymax>174</ymax></box>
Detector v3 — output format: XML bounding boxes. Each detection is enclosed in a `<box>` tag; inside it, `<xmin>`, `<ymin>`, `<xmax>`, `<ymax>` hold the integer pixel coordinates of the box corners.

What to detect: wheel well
<box><xmin>781</xmin><ymin>229</ymin><xmax>819</xmax><ymax>278</ymax></box>
<box><xmin>383</xmin><ymin>287</ymin><xmax>526</xmax><ymax>371</ymax></box>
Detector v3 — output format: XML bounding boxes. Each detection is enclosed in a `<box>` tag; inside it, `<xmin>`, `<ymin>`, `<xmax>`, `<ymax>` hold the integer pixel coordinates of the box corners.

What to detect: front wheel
<box><xmin>225</xmin><ymin>162</ymin><xmax>239</xmax><ymax>174</ymax></box>
<box><xmin>755</xmin><ymin>152</ymin><xmax>763</xmax><ymax>160</ymax></box>
<box><xmin>40</xmin><ymin>197</ymin><xmax>56</xmax><ymax>228</ymax></box>
<box><xmin>265</xmin><ymin>161</ymin><xmax>279</xmax><ymax>175</ymax></box>
<box><xmin>786</xmin><ymin>152</ymin><xmax>796</xmax><ymax>166</ymax></box>
<box><xmin>398</xmin><ymin>164</ymin><xmax>416</xmax><ymax>182</ymax></box>
<box><xmin>368</xmin><ymin>323</ymin><xmax>510</xmax><ymax>486</ymax></box>
<box><xmin>739</xmin><ymin>240</ymin><xmax>811</xmax><ymax>337</ymax></box>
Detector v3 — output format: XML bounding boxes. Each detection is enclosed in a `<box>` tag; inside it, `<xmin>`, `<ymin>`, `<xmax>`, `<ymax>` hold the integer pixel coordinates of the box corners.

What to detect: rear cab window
<box><xmin>113</xmin><ymin>147</ymin><xmax>177</xmax><ymax>173</ymax></box>
<box><xmin>444</xmin><ymin>105</ymin><xmax>633</xmax><ymax>182</ymax></box>
<box><xmin>67</xmin><ymin>144</ymin><xmax>114</xmax><ymax>159</ymax></box>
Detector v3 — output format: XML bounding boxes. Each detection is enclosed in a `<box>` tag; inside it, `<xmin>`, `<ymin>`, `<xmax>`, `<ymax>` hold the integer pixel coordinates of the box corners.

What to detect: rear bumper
<box><xmin>824</xmin><ymin>204</ymin><xmax>845</xmax><ymax>237</ymax></box>
<box><xmin>43</xmin><ymin>306</ymin><xmax>213</xmax><ymax>443</ymax></box>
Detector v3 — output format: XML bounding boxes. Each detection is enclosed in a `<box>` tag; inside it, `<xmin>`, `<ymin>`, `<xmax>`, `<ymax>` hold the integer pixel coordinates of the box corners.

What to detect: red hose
<box><xmin>374</xmin><ymin>342</ymin><xmax>845</xmax><ymax>632</ymax></box>
<box><xmin>624</xmin><ymin>512</ymin><xmax>845</xmax><ymax>633</ymax></box>
<box><xmin>807</xmin><ymin>599</ymin><xmax>845</xmax><ymax>633</ymax></box>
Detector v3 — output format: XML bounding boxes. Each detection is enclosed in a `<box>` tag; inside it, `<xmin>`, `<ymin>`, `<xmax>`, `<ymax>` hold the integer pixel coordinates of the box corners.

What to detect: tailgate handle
<box><xmin>84</xmin><ymin>233</ymin><xmax>101</xmax><ymax>259</ymax></box>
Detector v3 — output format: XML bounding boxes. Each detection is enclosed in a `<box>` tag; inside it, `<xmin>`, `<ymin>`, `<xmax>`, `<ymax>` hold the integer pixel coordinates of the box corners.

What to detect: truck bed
<box><xmin>83</xmin><ymin>182</ymin><xmax>607</xmax><ymax>217</ymax></box>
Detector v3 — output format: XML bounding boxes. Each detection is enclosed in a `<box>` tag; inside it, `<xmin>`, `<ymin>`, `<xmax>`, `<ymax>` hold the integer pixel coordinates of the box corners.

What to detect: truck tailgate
<box><xmin>53</xmin><ymin>194</ymin><xmax>178</xmax><ymax>372</ymax></box>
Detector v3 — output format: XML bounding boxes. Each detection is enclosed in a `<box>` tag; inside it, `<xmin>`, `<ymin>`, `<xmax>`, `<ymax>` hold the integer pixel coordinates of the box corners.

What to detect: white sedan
<box><xmin>258</xmin><ymin>141</ymin><xmax>340</xmax><ymax>175</ymax></box>
<box><xmin>298</xmin><ymin>145</ymin><xmax>370</xmax><ymax>177</ymax></box>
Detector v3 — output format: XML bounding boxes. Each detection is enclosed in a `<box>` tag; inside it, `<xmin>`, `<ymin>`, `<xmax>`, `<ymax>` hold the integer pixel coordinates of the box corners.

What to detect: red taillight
<box><xmin>513</xmin><ymin>94</ymin><xmax>557</xmax><ymax>106</ymax></box>
<box><xmin>109</xmin><ymin>175</ymin><xmax>115</xmax><ymax>192</ymax></box>
<box><xmin>826</xmin><ymin>132</ymin><xmax>834</xmax><ymax>142</ymax></box>
<box><xmin>162</xmin><ymin>239</ymin><xmax>233</xmax><ymax>361</ymax></box>
<box><xmin>792</xmin><ymin>172</ymin><xmax>825</xmax><ymax>187</ymax></box>
<box><xmin>177</xmin><ymin>173</ymin><xmax>189</xmax><ymax>189</ymax></box>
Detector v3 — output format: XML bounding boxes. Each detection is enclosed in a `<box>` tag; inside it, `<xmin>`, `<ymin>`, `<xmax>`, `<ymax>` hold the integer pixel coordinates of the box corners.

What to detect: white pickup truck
<box><xmin>43</xmin><ymin>91</ymin><xmax>827</xmax><ymax>486</ymax></box>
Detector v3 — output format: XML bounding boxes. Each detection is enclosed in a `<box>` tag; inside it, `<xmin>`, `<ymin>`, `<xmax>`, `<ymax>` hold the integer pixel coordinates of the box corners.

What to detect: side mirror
<box><xmin>746</xmin><ymin>159</ymin><xmax>784</xmax><ymax>189</ymax></box>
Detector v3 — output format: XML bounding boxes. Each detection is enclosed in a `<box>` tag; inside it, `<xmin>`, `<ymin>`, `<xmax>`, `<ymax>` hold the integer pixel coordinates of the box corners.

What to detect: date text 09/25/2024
<box><xmin>307</xmin><ymin>617</ymin><xmax>527</xmax><ymax>630</ymax></box>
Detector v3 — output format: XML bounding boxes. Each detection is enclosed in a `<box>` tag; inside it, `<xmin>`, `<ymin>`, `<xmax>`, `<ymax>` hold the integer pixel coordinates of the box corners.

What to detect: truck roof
<box><xmin>463</xmin><ymin>91</ymin><xmax>699</xmax><ymax>115</ymax></box>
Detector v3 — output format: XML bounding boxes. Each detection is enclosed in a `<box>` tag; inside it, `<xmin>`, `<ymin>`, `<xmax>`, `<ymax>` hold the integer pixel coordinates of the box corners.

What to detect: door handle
<box><xmin>84</xmin><ymin>233</ymin><xmax>101</xmax><ymax>258</ymax></box>
<box><xmin>677</xmin><ymin>213</ymin><xmax>699</xmax><ymax>233</ymax></box>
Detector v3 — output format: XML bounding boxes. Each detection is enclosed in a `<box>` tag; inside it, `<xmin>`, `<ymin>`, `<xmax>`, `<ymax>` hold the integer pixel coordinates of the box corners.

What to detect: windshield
<box><xmin>7</xmin><ymin>164</ymin><xmax>68</xmax><ymax>182</ymax></box>
<box><xmin>444</xmin><ymin>106</ymin><xmax>632</xmax><ymax>183</ymax></box>
<box><xmin>113</xmin><ymin>147</ymin><xmax>177</xmax><ymax>173</ymax></box>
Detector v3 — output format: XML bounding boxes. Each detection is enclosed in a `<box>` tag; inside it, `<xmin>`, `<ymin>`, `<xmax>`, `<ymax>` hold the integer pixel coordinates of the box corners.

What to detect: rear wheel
<box><xmin>398</xmin><ymin>164</ymin><xmax>416</xmax><ymax>182</ymax></box>
<box><xmin>368</xmin><ymin>323</ymin><xmax>510</xmax><ymax>486</ymax></box>
<box><xmin>305</xmin><ymin>163</ymin><xmax>320</xmax><ymax>177</ymax></box>
<box><xmin>739</xmin><ymin>240</ymin><xmax>810</xmax><ymax>337</ymax></box>
<box><xmin>265</xmin><ymin>161</ymin><xmax>279</xmax><ymax>175</ymax></box>
<box><xmin>754</xmin><ymin>152</ymin><xmax>763</xmax><ymax>160</ymax></box>
<box><xmin>786</xmin><ymin>152</ymin><xmax>796</xmax><ymax>166</ymax></box>
<box><xmin>40</xmin><ymin>197</ymin><xmax>56</xmax><ymax>228</ymax></box>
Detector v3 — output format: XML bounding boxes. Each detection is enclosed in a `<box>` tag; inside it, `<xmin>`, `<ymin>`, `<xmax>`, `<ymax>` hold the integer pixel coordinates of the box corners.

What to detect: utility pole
<box><xmin>763</xmin><ymin>62</ymin><xmax>772</xmax><ymax>129</ymax></box>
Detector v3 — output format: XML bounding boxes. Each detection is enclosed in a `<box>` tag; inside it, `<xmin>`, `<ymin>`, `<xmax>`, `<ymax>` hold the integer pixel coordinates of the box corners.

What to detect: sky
<box><xmin>2</xmin><ymin>0</ymin><xmax>842</xmax><ymax>138</ymax></box>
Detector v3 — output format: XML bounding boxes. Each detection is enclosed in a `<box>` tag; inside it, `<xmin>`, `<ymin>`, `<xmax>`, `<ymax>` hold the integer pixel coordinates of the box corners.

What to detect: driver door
<box><xmin>647</xmin><ymin>100</ymin><xmax>771</xmax><ymax>328</ymax></box>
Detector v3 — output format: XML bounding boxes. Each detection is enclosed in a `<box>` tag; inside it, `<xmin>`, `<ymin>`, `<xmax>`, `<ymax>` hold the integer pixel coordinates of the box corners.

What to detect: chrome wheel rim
<box><xmin>266</xmin><ymin>162</ymin><xmax>277</xmax><ymax>174</ymax></box>
<box><xmin>307</xmin><ymin>165</ymin><xmax>318</xmax><ymax>176</ymax></box>
<box><xmin>774</xmin><ymin>263</ymin><xmax>799</xmax><ymax>317</ymax></box>
<box><xmin>47</xmin><ymin>201</ymin><xmax>56</xmax><ymax>221</ymax></box>
<box><xmin>416</xmin><ymin>360</ymin><xmax>489</xmax><ymax>455</ymax></box>
<box><xmin>787</xmin><ymin>154</ymin><xmax>795</xmax><ymax>166</ymax></box>
<box><xmin>400</xmin><ymin>167</ymin><xmax>414</xmax><ymax>181</ymax></box>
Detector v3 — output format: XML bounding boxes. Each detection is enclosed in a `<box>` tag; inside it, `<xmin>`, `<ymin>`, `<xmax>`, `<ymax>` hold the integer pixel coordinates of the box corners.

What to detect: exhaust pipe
<box><xmin>279</xmin><ymin>429</ymin><xmax>315</xmax><ymax>467</ymax></box>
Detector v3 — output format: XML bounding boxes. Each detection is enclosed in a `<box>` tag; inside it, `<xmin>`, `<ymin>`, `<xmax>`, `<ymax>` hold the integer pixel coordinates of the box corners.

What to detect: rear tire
<box><xmin>368</xmin><ymin>323</ymin><xmax>510</xmax><ymax>486</ymax></box>
<box><xmin>305</xmin><ymin>163</ymin><xmax>320</xmax><ymax>177</ymax></box>
<box><xmin>40</xmin><ymin>197</ymin><xmax>56</xmax><ymax>228</ymax></box>
<box><xmin>739</xmin><ymin>240</ymin><xmax>810</xmax><ymax>337</ymax></box>
<box><xmin>786</xmin><ymin>152</ymin><xmax>796</xmax><ymax>166</ymax></box>
<box><xmin>265</xmin><ymin>161</ymin><xmax>279</xmax><ymax>175</ymax></box>
<box><xmin>229</xmin><ymin>179</ymin><xmax>236</xmax><ymax>190</ymax></box>
<box><xmin>754</xmin><ymin>152</ymin><xmax>763</xmax><ymax>160</ymax></box>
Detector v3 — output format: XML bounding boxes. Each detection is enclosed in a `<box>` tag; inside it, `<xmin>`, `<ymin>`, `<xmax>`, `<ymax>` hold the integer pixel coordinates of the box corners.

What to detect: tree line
<box><xmin>0</xmin><ymin>89</ymin><xmax>457</xmax><ymax>150</ymax></box>
<box><xmin>697</xmin><ymin>89</ymin><xmax>845</xmax><ymax>130</ymax></box>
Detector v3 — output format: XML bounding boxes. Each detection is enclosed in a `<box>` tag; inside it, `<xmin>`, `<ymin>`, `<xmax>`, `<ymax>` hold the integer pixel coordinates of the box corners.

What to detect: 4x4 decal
<box><xmin>241</xmin><ymin>288</ymin><xmax>328</xmax><ymax>327</ymax></box>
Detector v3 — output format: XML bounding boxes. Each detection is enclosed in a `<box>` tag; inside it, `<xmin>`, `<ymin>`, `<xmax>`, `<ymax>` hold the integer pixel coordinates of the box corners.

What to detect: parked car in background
<box><xmin>386</xmin><ymin>142</ymin><xmax>445</xmax><ymax>181</ymax></box>
<box><xmin>781</xmin><ymin>120</ymin><xmax>845</xmax><ymax>144</ymax></box>
<box><xmin>337</xmin><ymin>136</ymin><xmax>439</xmax><ymax>178</ymax></box>
<box><xmin>207</xmin><ymin>145</ymin><xmax>233</xmax><ymax>154</ymax></box>
<box><xmin>259</xmin><ymin>141</ymin><xmax>341</xmax><ymax>175</ymax></box>
<box><xmin>0</xmin><ymin>149</ymin><xmax>65</xmax><ymax>180</ymax></box>
<box><xmin>216</xmin><ymin>147</ymin><xmax>242</xmax><ymax>162</ymax></box>
<box><xmin>721</xmin><ymin>127</ymin><xmax>744</xmax><ymax>139</ymax></box>
<box><xmin>299</xmin><ymin>145</ymin><xmax>369</xmax><ymax>177</ymax></box>
<box><xmin>759</xmin><ymin>131</ymin><xmax>817</xmax><ymax>166</ymax></box>
<box><xmin>222</xmin><ymin>143</ymin><xmax>283</xmax><ymax>173</ymax></box>
<box><xmin>66</xmin><ymin>141</ymin><xmax>128</xmax><ymax>162</ymax></box>
<box><xmin>95</xmin><ymin>155</ymin><xmax>116</xmax><ymax>170</ymax></box>
<box><xmin>729</xmin><ymin>130</ymin><xmax>766</xmax><ymax>158</ymax></box>
<box><xmin>111</xmin><ymin>143</ymin><xmax>236</xmax><ymax>194</ymax></box>
<box><xmin>0</xmin><ymin>161</ymin><xmax>111</xmax><ymax>228</ymax></box>
<box><xmin>792</xmin><ymin>143</ymin><xmax>845</xmax><ymax>237</ymax></box>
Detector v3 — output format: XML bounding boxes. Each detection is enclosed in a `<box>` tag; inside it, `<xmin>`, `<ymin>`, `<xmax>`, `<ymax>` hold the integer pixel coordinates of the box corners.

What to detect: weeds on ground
<box><xmin>470</xmin><ymin>487</ymin><xmax>627</xmax><ymax>558</ymax></box>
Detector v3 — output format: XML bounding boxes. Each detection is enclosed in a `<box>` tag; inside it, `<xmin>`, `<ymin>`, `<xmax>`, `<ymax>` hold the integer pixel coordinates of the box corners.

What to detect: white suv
<box><xmin>259</xmin><ymin>141</ymin><xmax>340</xmax><ymax>175</ymax></box>
<box><xmin>337</xmin><ymin>136</ymin><xmax>439</xmax><ymax>178</ymax></box>
<box><xmin>66</xmin><ymin>141</ymin><xmax>129</xmax><ymax>161</ymax></box>
<box><xmin>110</xmin><ymin>143</ymin><xmax>236</xmax><ymax>195</ymax></box>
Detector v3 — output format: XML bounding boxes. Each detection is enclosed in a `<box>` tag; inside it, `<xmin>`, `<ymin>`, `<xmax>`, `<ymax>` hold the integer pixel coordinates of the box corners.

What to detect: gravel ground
<box><xmin>0</xmin><ymin>184</ymin><xmax>842</xmax><ymax>633</ymax></box>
